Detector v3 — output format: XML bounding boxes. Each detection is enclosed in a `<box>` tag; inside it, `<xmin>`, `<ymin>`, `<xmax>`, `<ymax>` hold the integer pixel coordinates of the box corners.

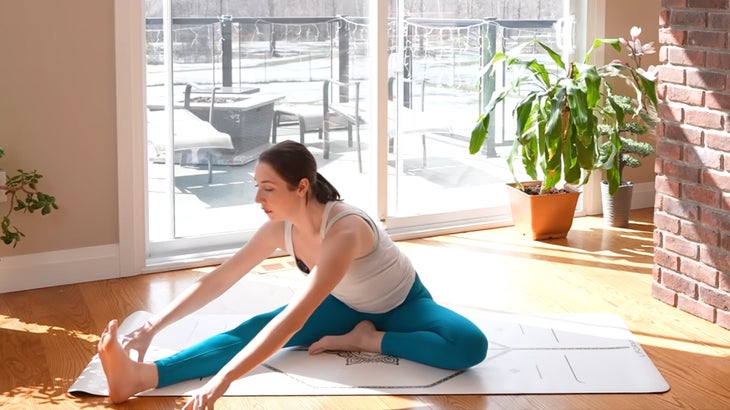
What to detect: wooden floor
<box><xmin>2</xmin><ymin>208</ymin><xmax>729</xmax><ymax>409</ymax></box>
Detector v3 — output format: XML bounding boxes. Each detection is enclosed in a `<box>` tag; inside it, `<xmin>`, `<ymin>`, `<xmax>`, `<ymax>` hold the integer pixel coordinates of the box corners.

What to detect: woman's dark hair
<box><xmin>258</xmin><ymin>140</ymin><xmax>341</xmax><ymax>204</ymax></box>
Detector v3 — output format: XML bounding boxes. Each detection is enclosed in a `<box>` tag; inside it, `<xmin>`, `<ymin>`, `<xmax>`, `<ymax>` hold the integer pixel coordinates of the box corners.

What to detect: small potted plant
<box><xmin>0</xmin><ymin>146</ymin><xmax>59</xmax><ymax>248</ymax></box>
<box><xmin>469</xmin><ymin>28</ymin><xmax>657</xmax><ymax>239</ymax></box>
<box><xmin>599</xmin><ymin>27</ymin><xmax>658</xmax><ymax>227</ymax></box>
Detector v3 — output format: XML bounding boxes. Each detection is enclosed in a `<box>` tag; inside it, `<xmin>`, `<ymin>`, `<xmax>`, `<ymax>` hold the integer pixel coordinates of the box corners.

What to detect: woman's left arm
<box><xmin>183</xmin><ymin>216</ymin><xmax>371</xmax><ymax>409</ymax></box>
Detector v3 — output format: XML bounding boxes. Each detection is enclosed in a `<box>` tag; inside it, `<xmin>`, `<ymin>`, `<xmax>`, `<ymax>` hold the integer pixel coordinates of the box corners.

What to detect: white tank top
<box><xmin>284</xmin><ymin>201</ymin><xmax>416</xmax><ymax>313</ymax></box>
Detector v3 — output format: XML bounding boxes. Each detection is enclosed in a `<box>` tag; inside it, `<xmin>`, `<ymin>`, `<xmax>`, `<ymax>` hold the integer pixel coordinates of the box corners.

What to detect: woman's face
<box><xmin>253</xmin><ymin>161</ymin><xmax>303</xmax><ymax>219</ymax></box>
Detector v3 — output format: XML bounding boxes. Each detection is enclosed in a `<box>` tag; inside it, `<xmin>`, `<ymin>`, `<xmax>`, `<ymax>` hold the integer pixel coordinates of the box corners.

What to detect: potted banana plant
<box><xmin>469</xmin><ymin>30</ymin><xmax>657</xmax><ymax>240</ymax></box>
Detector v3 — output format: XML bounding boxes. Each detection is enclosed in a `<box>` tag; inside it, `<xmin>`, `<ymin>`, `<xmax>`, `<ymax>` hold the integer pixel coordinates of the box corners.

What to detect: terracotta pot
<box><xmin>506</xmin><ymin>181</ymin><xmax>581</xmax><ymax>240</ymax></box>
<box><xmin>601</xmin><ymin>180</ymin><xmax>634</xmax><ymax>227</ymax></box>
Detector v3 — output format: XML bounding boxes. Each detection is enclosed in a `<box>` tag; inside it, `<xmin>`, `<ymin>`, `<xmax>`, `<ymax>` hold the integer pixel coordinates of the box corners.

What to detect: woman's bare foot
<box><xmin>97</xmin><ymin>319</ymin><xmax>156</xmax><ymax>403</ymax></box>
<box><xmin>308</xmin><ymin>320</ymin><xmax>384</xmax><ymax>355</ymax></box>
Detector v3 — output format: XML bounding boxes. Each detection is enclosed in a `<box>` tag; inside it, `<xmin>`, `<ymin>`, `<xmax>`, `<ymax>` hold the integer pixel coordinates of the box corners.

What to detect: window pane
<box><xmin>387</xmin><ymin>1</ymin><xmax>569</xmax><ymax>222</ymax></box>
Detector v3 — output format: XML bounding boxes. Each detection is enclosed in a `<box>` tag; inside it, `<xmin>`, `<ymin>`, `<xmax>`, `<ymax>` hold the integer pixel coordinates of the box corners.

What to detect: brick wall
<box><xmin>653</xmin><ymin>0</ymin><xmax>730</xmax><ymax>330</ymax></box>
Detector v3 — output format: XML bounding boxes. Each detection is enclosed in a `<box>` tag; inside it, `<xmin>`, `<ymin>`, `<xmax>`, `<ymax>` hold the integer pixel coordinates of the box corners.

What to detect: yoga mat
<box><xmin>69</xmin><ymin>308</ymin><xmax>669</xmax><ymax>396</ymax></box>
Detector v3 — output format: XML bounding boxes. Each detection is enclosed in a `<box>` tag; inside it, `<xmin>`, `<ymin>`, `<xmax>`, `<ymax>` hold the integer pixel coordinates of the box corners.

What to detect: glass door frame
<box><xmin>115</xmin><ymin>0</ymin><xmax>601</xmax><ymax>273</ymax></box>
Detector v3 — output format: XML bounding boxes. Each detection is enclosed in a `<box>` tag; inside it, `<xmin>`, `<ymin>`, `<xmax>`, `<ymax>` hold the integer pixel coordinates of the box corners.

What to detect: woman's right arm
<box><xmin>122</xmin><ymin>220</ymin><xmax>283</xmax><ymax>360</ymax></box>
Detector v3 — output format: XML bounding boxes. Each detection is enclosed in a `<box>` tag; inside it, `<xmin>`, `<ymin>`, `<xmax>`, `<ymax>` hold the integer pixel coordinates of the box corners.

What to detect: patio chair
<box><xmin>323</xmin><ymin>78</ymin><xmax>364</xmax><ymax>172</ymax></box>
<box><xmin>146</xmin><ymin>108</ymin><xmax>235</xmax><ymax>184</ymax></box>
<box><xmin>271</xmin><ymin>104</ymin><xmax>323</xmax><ymax>144</ymax></box>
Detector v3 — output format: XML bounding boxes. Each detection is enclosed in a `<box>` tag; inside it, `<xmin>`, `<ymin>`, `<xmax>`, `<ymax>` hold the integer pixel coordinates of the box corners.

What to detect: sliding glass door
<box><xmin>144</xmin><ymin>0</ymin><xmax>574</xmax><ymax>264</ymax></box>
<box><xmin>386</xmin><ymin>0</ymin><xmax>574</xmax><ymax>234</ymax></box>
<box><xmin>144</xmin><ymin>1</ymin><xmax>375</xmax><ymax>262</ymax></box>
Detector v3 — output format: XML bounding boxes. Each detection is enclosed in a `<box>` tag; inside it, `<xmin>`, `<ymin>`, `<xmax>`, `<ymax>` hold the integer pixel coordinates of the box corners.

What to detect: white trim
<box><xmin>574</xmin><ymin>0</ymin><xmax>607</xmax><ymax>216</ymax></box>
<box><xmin>0</xmin><ymin>245</ymin><xmax>120</xmax><ymax>293</ymax></box>
<box><xmin>372</xmin><ymin>0</ymin><xmax>388</xmax><ymax>222</ymax></box>
<box><xmin>115</xmin><ymin>0</ymin><xmax>147</xmax><ymax>277</ymax></box>
<box><xmin>630</xmin><ymin>181</ymin><xmax>656</xmax><ymax>210</ymax></box>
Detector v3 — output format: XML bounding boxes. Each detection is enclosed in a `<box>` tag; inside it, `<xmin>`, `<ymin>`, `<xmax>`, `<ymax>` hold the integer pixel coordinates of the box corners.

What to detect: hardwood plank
<box><xmin>1</xmin><ymin>208</ymin><xmax>729</xmax><ymax>409</ymax></box>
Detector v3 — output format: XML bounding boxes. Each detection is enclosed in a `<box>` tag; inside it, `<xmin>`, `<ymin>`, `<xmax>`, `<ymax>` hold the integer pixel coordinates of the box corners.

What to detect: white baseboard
<box><xmin>0</xmin><ymin>245</ymin><xmax>121</xmax><ymax>293</ymax></box>
<box><xmin>630</xmin><ymin>181</ymin><xmax>656</xmax><ymax>210</ymax></box>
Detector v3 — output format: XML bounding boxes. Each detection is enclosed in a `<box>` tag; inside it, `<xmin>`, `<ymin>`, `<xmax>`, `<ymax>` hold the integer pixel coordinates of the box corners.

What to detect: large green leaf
<box><xmin>469</xmin><ymin>114</ymin><xmax>489</xmax><ymax>154</ymax></box>
<box><xmin>534</xmin><ymin>40</ymin><xmax>566</xmax><ymax>71</ymax></box>
<box><xmin>563</xmin><ymin>125</ymin><xmax>582</xmax><ymax>185</ymax></box>
<box><xmin>584</xmin><ymin>38</ymin><xmax>621</xmax><ymax>63</ymax></box>
<box><xmin>566</xmin><ymin>82</ymin><xmax>591</xmax><ymax>136</ymax></box>
<box><xmin>577</xmin><ymin>64</ymin><xmax>601</xmax><ymax>109</ymax></box>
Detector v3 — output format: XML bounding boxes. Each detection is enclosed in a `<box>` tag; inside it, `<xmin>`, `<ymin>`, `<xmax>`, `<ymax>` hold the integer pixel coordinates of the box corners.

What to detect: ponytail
<box><xmin>312</xmin><ymin>172</ymin><xmax>341</xmax><ymax>203</ymax></box>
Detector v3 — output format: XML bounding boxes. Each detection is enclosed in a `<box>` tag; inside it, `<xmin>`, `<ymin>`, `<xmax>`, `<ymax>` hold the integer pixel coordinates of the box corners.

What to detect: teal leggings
<box><xmin>155</xmin><ymin>275</ymin><xmax>488</xmax><ymax>387</ymax></box>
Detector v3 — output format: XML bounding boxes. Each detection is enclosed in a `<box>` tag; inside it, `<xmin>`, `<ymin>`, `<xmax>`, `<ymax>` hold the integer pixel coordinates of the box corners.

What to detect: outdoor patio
<box><xmin>147</xmin><ymin>122</ymin><xmax>517</xmax><ymax>241</ymax></box>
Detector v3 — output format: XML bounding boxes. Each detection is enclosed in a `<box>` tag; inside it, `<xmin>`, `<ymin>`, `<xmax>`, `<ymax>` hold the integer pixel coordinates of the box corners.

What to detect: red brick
<box><xmin>663</xmin><ymin>268</ymin><xmax>699</xmax><ymax>296</ymax></box>
<box><xmin>659</xmin><ymin>29</ymin><xmax>687</xmax><ymax>46</ymax></box>
<box><xmin>688</xmin><ymin>0</ymin><xmax>729</xmax><ymax>10</ymax></box>
<box><xmin>708</xmin><ymin>12</ymin><xmax>730</xmax><ymax>29</ymax></box>
<box><xmin>660</xmin><ymin>10</ymin><xmax>671</xmax><ymax>28</ymax></box>
<box><xmin>668</xmin><ymin>47</ymin><xmax>707</xmax><ymax>66</ymax></box>
<box><xmin>680</xmin><ymin>256</ymin><xmax>721</xmax><ymax>286</ymax></box>
<box><xmin>706</xmin><ymin>91</ymin><xmax>730</xmax><ymax>111</ymax></box>
<box><xmin>653</xmin><ymin>265</ymin><xmax>663</xmax><ymax>282</ymax></box>
<box><xmin>662</xmin><ymin>0</ymin><xmax>688</xmax><ymax>7</ymax></box>
<box><xmin>651</xmin><ymin>281</ymin><xmax>678</xmax><ymax>306</ymax></box>
<box><xmin>699</xmin><ymin>207</ymin><xmax>730</xmax><ymax>232</ymax></box>
<box><xmin>671</xmin><ymin>9</ymin><xmax>708</xmax><ymax>28</ymax></box>
<box><xmin>658</xmin><ymin>102</ymin><xmax>685</xmax><ymax>122</ymax></box>
<box><xmin>654</xmin><ymin>228</ymin><xmax>663</xmax><ymax>248</ymax></box>
<box><xmin>686</xmin><ymin>69</ymin><xmax>727</xmax><ymax>90</ymax></box>
<box><xmin>722</xmin><ymin>231</ymin><xmax>730</xmax><ymax>252</ymax></box>
<box><xmin>655</xmin><ymin>210</ymin><xmax>682</xmax><ymax>233</ymax></box>
<box><xmin>663</xmin><ymin>160</ymin><xmax>702</xmax><ymax>182</ymax></box>
<box><xmin>699</xmin><ymin>285</ymin><xmax>730</xmax><ymax>310</ymax></box>
<box><xmin>720</xmin><ymin>272</ymin><xmax>730</xmax><ymax>292</ymax></box>
<box><xmin>660</xmin><ymin>195</ymin><xmax>701</xmax><ymax>220</ymax></box>
<box><xmin>681</xmin><ymin>219</ymin><xmax>721</xmax><ymax>246</ymax></box>
<box><xmin>702</xmin><ymin>169</ymin><xmax>730</xmax><ymax>191</ymax></box>
<box><xmin>664</xmin><ymin>123</ymin><xmax>704</xmax><ymax>145</ymax></box>
<box><xmin>723</xmin><ymin>193</ymin><xmax>730</xmax><ymax>211</ymax></box>
<box><xmin>655</xmin><ymin>246</ymin><xmax>681</xmax><ymax>270</ymax></box>
<box><xmin>687</xmin><ymin>30</ymin><xmax>727</xmax><ymax>48</ymax></box>
<box><xmin>706</xmin><ymin>51</ymin><xmax>730</xmax><ymax>70</ymax></box>
<box><xmin>667</xmin><ymin>84</ymin><xmax>705</xmax><ymax>105</ymax></box>
<box><xmin>655</xmin><ymin>158</ymin><xmax>665</xmax><ymax>175</ymax></box>
<box><xmin>700</xmin><ymin>245</ymin><xmax>730</xmax><ymax>272</ymax></box>
<box><xmin>706</xmin><ymin>129</ymin><xmax>729</xmax><ymax>150</ymax></box>
<box><xmin>659</xmin><ymin>46</ymin><xmax>670</xmax><ymax>64</ymax></box>
<box><xmin>656</xmin><ymin>140</ymin><xmax>683</xmax><ymax>161</ymax></box>
<box><xmin>682</xmin><ymin>182</ymin><xmax>722</xmax><ymax>206</ymax></box>
<box><xmin>677</xmin><ymin>293</ymin><xmax>717</xmax><ymax>322</ymax></box>
<box><xmin>666</xmin><ymin>233</ymin><xmax>700</xmax><ymax>258</ymax></box>
<box><xmin>717</xmin><ymin>309</ymin><xmax>730</xmax><ymax>330</ymax></box>
<box><xmin>656</xmin><ymin>175</ymin><xmax>682</xmax><ymax>197</ymax></box>
<box><xmin>658</xmin><ymin>65</ymin><xmax>687</xmax><ymax>85</ymax></box>
<box><xmin>684</xmin><ymin>107</ymin><xmax>724</xmax><ymax>129</ymax></box>
<box><xmin>684</xmin><ymin>145</ymin><xmax>724</xmax><ymax>169</ymax></box>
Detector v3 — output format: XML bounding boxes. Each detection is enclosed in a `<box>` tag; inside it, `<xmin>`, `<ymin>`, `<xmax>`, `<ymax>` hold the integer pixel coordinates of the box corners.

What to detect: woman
<box><xmin>97</xmin><ymin>140</ymin><xmax>487</xmax><ymax>409</ymax></box>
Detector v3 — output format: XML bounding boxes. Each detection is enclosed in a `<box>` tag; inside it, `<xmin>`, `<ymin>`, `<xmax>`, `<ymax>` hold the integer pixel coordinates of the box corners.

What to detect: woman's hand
<box><xmin>120</xmin><ymin>321</ymin><xmax>156</xmax><ymax>362</ymax></box>
<box><xmin>182</xmin><ymin>374</ymin><xmax>231</xmax><ymax>410</ymax></box>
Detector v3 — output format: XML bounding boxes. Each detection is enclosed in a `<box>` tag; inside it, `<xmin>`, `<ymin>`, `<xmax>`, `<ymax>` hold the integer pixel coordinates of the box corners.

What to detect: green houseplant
<box><xmin>469</xmin><ymin>29</ymin><xmax>657</xmax><ymax>239</ymax></box>
<box><xmin>598</xmin><ymin>27</ymin><xmax>658</xmax><ymax>227</ymax></box>
<box><xmin>0</xmin><ymin>146</ymin><xmax>59</xmax><ymax>248</ymax></box>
